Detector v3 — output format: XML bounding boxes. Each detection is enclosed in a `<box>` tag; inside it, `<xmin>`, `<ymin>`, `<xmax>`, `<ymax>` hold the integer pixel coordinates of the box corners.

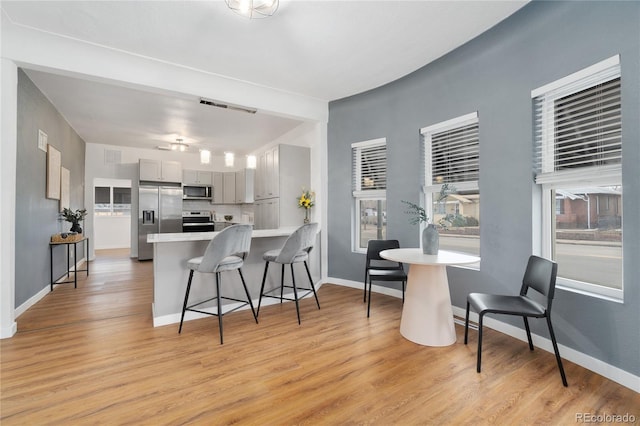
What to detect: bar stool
<box><xmin>179</xmin><ymin>224</ymin><xmax>257</xmax><ymax>344</ymax></box>
<box><xmin>257</xmin><ymin>222</ymin><xmax>320</xmax><ymax>324</ymax></box>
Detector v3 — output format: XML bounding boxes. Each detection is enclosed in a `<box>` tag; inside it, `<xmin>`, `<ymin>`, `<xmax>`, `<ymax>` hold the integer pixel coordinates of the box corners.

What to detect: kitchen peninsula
<box><xmin>148</xmin><ymin>226</ymin><xmax>321</xmax><ymax>327</ymax></box>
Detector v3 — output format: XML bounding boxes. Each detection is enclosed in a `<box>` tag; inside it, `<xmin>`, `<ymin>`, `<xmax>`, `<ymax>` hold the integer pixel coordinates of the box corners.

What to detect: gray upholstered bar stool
<box><xmin>179</xmin><ymin>224</ymin><xmax>257</xmax><ymax>344</ymax></box>
<box><xmin>257</xmin><ymin>222</ymin><xmax>320</xmax><ymax>324</ymax></box>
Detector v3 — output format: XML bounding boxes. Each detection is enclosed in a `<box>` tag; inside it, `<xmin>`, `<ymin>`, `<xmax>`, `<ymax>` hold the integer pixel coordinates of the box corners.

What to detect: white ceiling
<box><xmin>2</xmin><ymin>0</ymin><xmax>528</xmax><ymax>154</ymax></box>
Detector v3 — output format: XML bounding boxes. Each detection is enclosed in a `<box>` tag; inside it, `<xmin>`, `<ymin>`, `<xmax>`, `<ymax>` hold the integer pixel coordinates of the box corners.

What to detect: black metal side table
<box><xmin>49</xmin><ymin>237</ymin><xmax>89</xmax><ymax>291</ymax></box>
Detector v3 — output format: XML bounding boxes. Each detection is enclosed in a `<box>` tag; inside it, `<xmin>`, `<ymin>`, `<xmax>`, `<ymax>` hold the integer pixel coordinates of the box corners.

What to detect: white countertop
<box><xmin>147</xmin><ymin>226</ymin><xmax>302</xmax><ymax>243</ymax></box>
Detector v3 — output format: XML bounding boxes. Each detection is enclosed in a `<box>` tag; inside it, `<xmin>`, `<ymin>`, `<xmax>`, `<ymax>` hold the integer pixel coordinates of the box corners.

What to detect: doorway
<box><xmin>93</xmin><ymin>178</ymin><xmax>132</xmax><ymax>251</ymax></box>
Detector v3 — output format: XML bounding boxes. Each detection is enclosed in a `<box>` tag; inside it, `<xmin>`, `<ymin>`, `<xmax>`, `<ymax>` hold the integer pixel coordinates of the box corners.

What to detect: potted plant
<box><xmin>60</xmin><ymin>208</ymin><xmax>87</xmax><ymax>234</ymax></box>
<box><xmin>402</xmin><ymin>184</ymin><xmax>456</xmax><ymax>255</ymax></box>
<box><xmin>401</xmin><ymin>200</ymin><xmax>439</xmax><ymax>255</ymax></box>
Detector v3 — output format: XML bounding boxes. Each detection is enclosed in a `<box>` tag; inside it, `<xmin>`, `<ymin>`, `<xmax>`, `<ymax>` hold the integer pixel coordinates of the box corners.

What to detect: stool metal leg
<box><xmin>291</xmin><ymin>264</ymin><xmax>301</xmax><ymax>325</ymax></box>
<box><xmin>179</xmin><ymin>270</ymin><xmax>194</xmax><ymax>333</ymax></box>
<box><xmin>257</xmin><ymin>261</ymin><xmax>270</xmax><ymax>316</ymax></box>
<box><xmin>216</xmin><ymin>272</ymin><xmax>224</xmax><ymax>344</ymax></box>
<box><xmin>238</xmin><ymin>269</ymin><xmax>258</xmax><ymax>323</ymax></box>
<box><xmin>280</xmin><ymin>264</ymin><xmax>285</xmax><ymax>303</ymax></box>
<box><xmin>303</xmin><ymin>261</ymin><xmax>320</xmax><ymax>309</ymax></box>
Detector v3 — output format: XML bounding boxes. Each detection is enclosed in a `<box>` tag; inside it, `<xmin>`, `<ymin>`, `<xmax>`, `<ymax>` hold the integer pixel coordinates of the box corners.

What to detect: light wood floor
<box><xmin>2</xmin><ymin>249</ymin><xmax>638</xmax><ymax>425</ymax></box>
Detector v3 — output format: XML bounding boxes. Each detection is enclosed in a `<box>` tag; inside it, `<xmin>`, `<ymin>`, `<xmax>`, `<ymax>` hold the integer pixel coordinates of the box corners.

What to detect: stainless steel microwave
<box><xmin>183</xmin><ymin>185</ymin><xmax>212</xmax><ymax>200</ymax></box>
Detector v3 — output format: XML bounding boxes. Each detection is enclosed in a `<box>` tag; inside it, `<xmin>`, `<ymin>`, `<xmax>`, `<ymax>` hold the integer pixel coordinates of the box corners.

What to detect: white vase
<box><xmin>422</xmin><ymin>224</ymin><xmax>439</xmax><ymax>255</ymax></box>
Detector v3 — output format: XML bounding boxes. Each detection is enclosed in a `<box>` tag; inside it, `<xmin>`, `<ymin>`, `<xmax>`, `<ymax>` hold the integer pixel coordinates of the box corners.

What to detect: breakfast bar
<box><xmin>148</xmin><ymin>227</ymin><xmax>321</xmax><ymax>327</ymax></box>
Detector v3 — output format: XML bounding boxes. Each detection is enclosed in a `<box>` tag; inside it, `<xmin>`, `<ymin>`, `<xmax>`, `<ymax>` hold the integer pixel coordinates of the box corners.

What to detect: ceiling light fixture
<box><xmin>246</xmin><ymin>155</ymin><xmax>257</xmax><ymax>169</ymax></box>
<box><xmin>171</xmin><ymin>138</ymin><xmax>188</xmax><ymax>152</ymax></box>
<box><xmin>200</xmin><ymin>149</ymin><xmax>211</xmax><ymax>164</ymax></box>
<box><xmin>225</xmin><ymin>0</ymin><xmax>278</xmax><ymax>19</ymax></box>
<box><xmin>225</xmin><ymin>152</ymin><xmax>235</xmax><ymax>168</ymax></box>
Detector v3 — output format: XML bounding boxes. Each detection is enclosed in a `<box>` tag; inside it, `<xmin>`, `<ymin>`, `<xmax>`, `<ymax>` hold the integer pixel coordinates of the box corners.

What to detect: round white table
<box><xmin>379</xmin><ymin>248</ymin><xmax>480</xmax><ymax>347</ymax></box>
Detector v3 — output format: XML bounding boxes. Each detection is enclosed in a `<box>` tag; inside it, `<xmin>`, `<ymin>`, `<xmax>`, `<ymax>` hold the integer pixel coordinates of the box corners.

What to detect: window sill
<box><xmin>556</xmin><ymin>280</ymin><xmax>623</xmax><ymax>304</ymax></box>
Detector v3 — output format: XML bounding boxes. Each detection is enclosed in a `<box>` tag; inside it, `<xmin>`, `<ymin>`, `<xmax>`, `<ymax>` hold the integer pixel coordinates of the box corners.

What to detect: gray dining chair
<box><xmin>364</xmin><ymin>239</ymin><xmax>406</xmax><ymax>318</ymax></box>
<box><xmin>178</xmin><ymin>224</ymin><xmax>257</xmax><ymax>344</ymax></box>
<box><xmin>464</xmin><ymin>255</ymin><xmax>568</xmax><ymax>386</ymax></box>
<box><xmin>256</xmin><ymin>222</ymin><xmax>320</xmax><ymax>324</ymax></box>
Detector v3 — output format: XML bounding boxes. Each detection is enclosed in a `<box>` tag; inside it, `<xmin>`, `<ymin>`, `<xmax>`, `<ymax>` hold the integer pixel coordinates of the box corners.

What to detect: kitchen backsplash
<box><xmin>183</xmin><ymin>199</ymin><xmax>254</xmax><ymax>223</ymax></box>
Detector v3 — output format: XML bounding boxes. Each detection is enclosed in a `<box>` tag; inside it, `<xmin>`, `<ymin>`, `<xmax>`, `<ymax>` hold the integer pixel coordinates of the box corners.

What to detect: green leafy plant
<box><xmin>60</xmin><ymin>208</ymin><xmax>87</xmax><ymax>224</ymax></box>
<box><xmin>402</xmin><ymin>184</ymin><xmax>457</xmax><ymax>227</ymax></box>
<box><xmin>401</xmin><ymin>200</ymin><xmax>429</xmax><ymax>225</ymax></box>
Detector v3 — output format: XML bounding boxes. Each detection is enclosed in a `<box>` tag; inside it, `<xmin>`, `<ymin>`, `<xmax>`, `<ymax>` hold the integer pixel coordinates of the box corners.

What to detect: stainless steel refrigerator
<box><xmin>138</xmin><ymin>184</ymin><xmax>183</xmax><ymax>260</ymax></box>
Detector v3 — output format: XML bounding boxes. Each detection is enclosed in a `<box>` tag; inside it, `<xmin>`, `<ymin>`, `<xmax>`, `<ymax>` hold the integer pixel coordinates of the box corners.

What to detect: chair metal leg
<box><xmin>464</xmin><ymin>301</ymin><xmax>470</xmax><ymax>344</ymax></box>
<box><xmin>303</xmin><ymin>261</ymin><xmax>320</xmax><ymax>309</ymax></box>
<box><xmin>523</xmin><ymin>316</ymin><xmax>534</xmax><ymax>350</ymax></box>
<box><xmin>546</xmin><ymin>315</ymin><xmax>568</xmax><ymax>387</ymax></box>
<box><xmin>476</xmin><ymin>313</ymin><xmax>484</xmax><ymax>373</ymax></box>
<box><xmin>367</xmin><ymin>278</ymin><xmax>373</xmax><ymax>318</ymax></box>
<box><xmin>401</xmin><ymin>281</ymin><xmax>405</xmax><ymax>304</ymax></box>
<box><xmin>290</xmin><ymin>264</ymin><xmax>301</xmax><ymax>325</ymax></box>
<box><xmin>280</xmin><ymin>264</ymin><xmax>285</xmax><ymax>303</ymax></box>
<box><xmin>216</xmin><ymin>272</ymin><xmax>223</xmax><ymax>345</ymax></box>
<box><xmin>238</xmin><ymin>268</ymin><xmax>258</xmax><ymax>323</ymax></box>
<box><xmin>257</xmin><ymin>261</ymin><xmax>269</xmax><ymax>316</ymax></box>
<box><xmin>363</xmin><ymin>270</ymin><xmax>368</xmax><ymax>303</ymax></box>
<box><xmin>178</xmin><ymin>270</ymin><xmax>194</xmax><ymax>333</ymax></box>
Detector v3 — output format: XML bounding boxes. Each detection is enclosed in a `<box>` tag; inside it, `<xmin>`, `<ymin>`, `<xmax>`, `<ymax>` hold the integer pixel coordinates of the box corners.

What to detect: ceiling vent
<box><xmin>199</xmin><ymin>97</ymin><xmax>257</xmax><ymax>114</ymax></box>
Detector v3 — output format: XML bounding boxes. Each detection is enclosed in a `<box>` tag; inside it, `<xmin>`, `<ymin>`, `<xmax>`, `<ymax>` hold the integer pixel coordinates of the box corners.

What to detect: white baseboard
<box><xmin>328</xmin><ymin>277</ymin><xmax>640</xmax><ymax>393</ymax></box>
<box><xmin>14</xmin><ymin>258</ymin><xmax>87</xmax><ymax>319</ymax></box>
<box><xmin>0</xmin><ymin>322</ymin><xmax>17</xmax><ymax>338</ymax></box>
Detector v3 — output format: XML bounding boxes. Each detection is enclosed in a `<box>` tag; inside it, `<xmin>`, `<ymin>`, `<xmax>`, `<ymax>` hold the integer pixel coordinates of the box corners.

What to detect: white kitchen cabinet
<box><xmin>222</xmin><ymin>172</ymin><xmax>236</xmax><ymax>204</ymax></box>
<box><xmin>139</xmin><ymin>159</ymin><xmax>182</xmax><ymax>183</ymax></box>
<box><xmin>212</xmin><ymin>172</ymin><xmax>223</xmax><ymax>204</ymax></box>
<box><xmin>183</xmin><ymin>169</ymin><xmax>212</xmax><ymax>185</ymax></box>
<box><xmin>254</xmin><ymin>198</ymin><xmax>279</xmax><ymax>230</ymax></box>
<box><xmin>235</xmin><ymin>169</ymin><xmax>254</xmax><ymax>204</ymax></box>
<box><xmin>255</xmin><ymin>146</ymin><xmax>280</xmax><ymax>200</ymax></box>
<box><xmin>253</xmin><ymin>144</ymin><xmax>309</xmax><ymax>229</ymax></box>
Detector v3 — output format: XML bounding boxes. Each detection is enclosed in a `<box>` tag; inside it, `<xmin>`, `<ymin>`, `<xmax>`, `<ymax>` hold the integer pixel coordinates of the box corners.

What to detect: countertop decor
<box><xmin>402</xmin><ymin>184</ymin><xmax>456</xmax><ymax>255</ymax></box>
<box><xmin>297</xmin><ymin>188</ymin><xmax>315</xmax><ymax>224</ymax></box>
<box><xmin>60</xmin><ymin>208</ymin><xmax>87</xmax><ymax>234</ymax></box>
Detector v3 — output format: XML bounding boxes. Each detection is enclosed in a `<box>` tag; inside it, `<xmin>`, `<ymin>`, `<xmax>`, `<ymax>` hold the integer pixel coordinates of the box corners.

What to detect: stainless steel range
<box><xmin>182</xmin><ymin>211</ymin><xmax>214</xmax><ymax>232</ymax></box>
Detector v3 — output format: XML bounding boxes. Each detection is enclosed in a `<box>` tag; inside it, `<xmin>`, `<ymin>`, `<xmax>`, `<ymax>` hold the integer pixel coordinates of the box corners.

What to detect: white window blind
<box><xmin>421</xmin><ymin>113</ymin><xmax>479</xmax><ymax>186</ymax></box>
<box><xmin>352</xmin><ymin>139</ymin><xmax>387</xmax><ymax>194</ymax></box>
<box><xmin>533</xmin><ymin>56</ymin><xmax>621</xmax><ymax>184</ymax></box>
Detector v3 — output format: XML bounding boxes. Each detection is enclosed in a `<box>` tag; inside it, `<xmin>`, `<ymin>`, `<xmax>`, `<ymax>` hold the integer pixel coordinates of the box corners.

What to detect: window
<box><xmin>94</xmin><ymin>186</ymin><xmax>131</xmax><ymax>216</ymax></box>
<box><xmin>352</xmin><ymin>138</ymin><xmax>387</xmax><ymax>252</ymax></box>
<box><xmin>421</xmin><ymin>112</ymin><xmax>480</xmax><ymax>262</ymax></box>
<box><xmin>532</xmin><ymin>55</ymin><xmax>622</xmax><ymax>300</ymax></box>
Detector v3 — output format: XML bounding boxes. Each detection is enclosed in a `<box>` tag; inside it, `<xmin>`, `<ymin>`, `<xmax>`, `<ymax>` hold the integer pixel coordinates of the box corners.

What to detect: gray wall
<box><xmin>327</xmin><ymin>1</ymin><xmax>639</xmax><ymax>375</ymax></box>
<box><xmin>16</xmin><ymin>70</ymin><xmax>86</xmax><ymax>306</ymax></box>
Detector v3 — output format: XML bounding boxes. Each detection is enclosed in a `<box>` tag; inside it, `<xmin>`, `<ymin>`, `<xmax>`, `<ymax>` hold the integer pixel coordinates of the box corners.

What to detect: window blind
<box><xmin>352</xmin><ymin>141</ymin><xmax>387</xmax><ymax>192</ymax></box>
<box><xmin>429</xmin><ymin>122</ymin><xmax>479</xmax><ymax>184</ymax></box>
<box><xmin>533</xmin><ymin>58</ymin><xmax>621</xmax><ymax>183</ymax></box>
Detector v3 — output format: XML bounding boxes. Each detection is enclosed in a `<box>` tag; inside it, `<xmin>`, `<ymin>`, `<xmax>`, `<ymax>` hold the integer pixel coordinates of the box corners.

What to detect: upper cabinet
<box><xmin>222</xmin><ymin>172</ymin><xmax>236</xmax><ymax>204</ymax></box>
<box><xmin>183</xmin><ymin>169</ymin><xmax>212</xmax><ymax>186</ymax></box>
<box><xmin>212</xmin><ymin>172</ymin><xmax>224</xmax><ymax>204</ymax></box>
<box><xmin>255</xmin><ymin>146</ymin><xmax>280</xmax><ymax>200</ymax></box>
<box><xmin>253</xmin><ymin>144</ymin><xmax>310</xmax><ymax>229</ymax></box>
<box><xmin>139</xmin><ymin>159</ymin><xmax>182</xmax><ymax>183</ymax></box>
<box><xmin>235</xmin><ymin>169</ymin><xmax>255</xmax><ymax>204</ymax></box>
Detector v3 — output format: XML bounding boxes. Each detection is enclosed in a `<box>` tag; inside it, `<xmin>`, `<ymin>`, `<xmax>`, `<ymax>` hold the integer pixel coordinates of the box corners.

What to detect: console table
<box><xmin>380</xmin><ymin>248</ymin><xmax>479</xmax><ymax>346</ymax></box>
<box><xmin>50</xmin><ymin>237</ymin><xmax>89</xmax><ymax>290</ymax></box>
